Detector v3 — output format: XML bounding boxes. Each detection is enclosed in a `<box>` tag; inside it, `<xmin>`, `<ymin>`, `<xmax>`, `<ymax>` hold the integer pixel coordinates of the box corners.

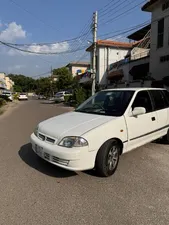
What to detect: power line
<box><xmin>0</xmin><ymin>40</ymin><xmax>88</xmax><ymax>55</ymax></box>
<box><xmin>32</xmin><ymin>71</ymin><xmax>51</xmax><ymax>78</ymax></box>
<box><xmin>99</xmin><ymin>0</ymin><xmax>131</xmax><ymax>19</ymax></box>
<box><xmin>99</xmin><ymin>0</ymin><xmax>147</xmax><ymax>27</ymax></box>
<box><xmin>98</xmin><ymin>20</ymin><xmax>150</xmax><ymax>39</ymax></box>
<box><xmin>98</xmin><ymin>0</ymin><xmax>116</xmax><ymax>13</ymax></box>
<box><xmin>3</xmin><ymin>30</ymin><xmax>91</xmax><ymax>47</ymax></box>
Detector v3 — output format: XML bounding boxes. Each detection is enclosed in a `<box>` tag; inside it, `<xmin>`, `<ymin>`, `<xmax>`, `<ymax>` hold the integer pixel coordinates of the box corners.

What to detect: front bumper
<box><xmin>30</xmin><ymin>133</ymin><xmax>96</xmax><ymax>171</ymax></box>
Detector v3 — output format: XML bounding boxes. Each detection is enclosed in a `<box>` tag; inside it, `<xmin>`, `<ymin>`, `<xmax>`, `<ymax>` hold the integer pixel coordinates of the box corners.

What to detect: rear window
<box><xmin>150</xmin><ymin>90</ymin><xmax>168</xmax><ymax>110</ymax></box>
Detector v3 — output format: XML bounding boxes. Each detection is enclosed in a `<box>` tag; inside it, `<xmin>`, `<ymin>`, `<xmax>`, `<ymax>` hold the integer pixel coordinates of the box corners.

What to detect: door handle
<box><xmin>151</xmin><ymin>117</ymin><xmax>156</xmax><ymax>121</ymax></box>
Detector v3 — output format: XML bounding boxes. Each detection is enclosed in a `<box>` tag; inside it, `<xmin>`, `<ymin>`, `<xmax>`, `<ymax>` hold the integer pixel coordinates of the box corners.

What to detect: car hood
<box><xmin>38</xmin><ymin>111</ymin><xmax>117</xmax><ymax>139</ymax></box>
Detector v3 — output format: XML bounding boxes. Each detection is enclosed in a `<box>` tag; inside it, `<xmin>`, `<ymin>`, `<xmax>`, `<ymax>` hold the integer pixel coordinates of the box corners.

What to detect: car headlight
<box><xmin>34</xmin><ymin>126</ymin><xmax>39</xmax><ymax>137</ymax></box>
<box><xmin>58</xmin><ymin>136</ymin><xmax>88</xmax><ymax>148</ymax></box>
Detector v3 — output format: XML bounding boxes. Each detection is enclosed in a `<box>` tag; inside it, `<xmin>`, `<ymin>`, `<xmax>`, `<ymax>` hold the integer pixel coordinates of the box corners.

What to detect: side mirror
<box><xmin>132</xmin><ymin>107</ymin><xmax>146</xmax><ymax>117</ymax></box>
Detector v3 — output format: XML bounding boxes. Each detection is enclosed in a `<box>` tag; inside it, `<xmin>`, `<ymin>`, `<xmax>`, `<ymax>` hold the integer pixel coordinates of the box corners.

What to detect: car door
<box><xmin>125</xmin><ymin>90</ymin><xmax>158</xmax><ymax>151</ymax></box>
<box><xmin>149</xmin><ymin>90</ymin><xmax>169</xmax><ymax>137</ymax></box>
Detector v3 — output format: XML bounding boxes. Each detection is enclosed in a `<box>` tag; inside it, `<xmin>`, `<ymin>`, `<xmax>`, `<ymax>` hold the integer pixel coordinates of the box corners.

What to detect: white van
<box><xmin>31</xmin><ymin>88</ymin><xmax>169</xmax><ymax>177</ymax></box>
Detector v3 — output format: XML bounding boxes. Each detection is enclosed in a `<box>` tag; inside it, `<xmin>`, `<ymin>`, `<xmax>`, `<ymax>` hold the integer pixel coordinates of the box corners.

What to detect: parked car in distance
<box><xmin>18</xmin><ymin>93</ymin><xmax>28</xmax><ymax>100</ymax></box>
<box><xmin>38</xmin><ymin>95</ymin><xmax>46</xmax><ymax>100</ymax></box>
<box><xmin>1</xmin><ymin>90</ymin><xmax>13</xmax><ymax>101</ymax></box>
<box><xmin>30</xmin><ymin>88</ymin><xmax>169</xmax><ymax>177</ymax></box>
<box><xmin>55</xmin><ymin>91</ymin><xmax>72</xmax><ymax>102</ymax></box>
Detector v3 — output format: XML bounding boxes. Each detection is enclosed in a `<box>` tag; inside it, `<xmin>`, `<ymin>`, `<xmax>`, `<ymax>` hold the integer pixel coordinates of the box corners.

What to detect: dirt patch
<box><xmin>0</xmin><ymin>100</ymin><xmax>21</xmax><ymax>119</ymax></box>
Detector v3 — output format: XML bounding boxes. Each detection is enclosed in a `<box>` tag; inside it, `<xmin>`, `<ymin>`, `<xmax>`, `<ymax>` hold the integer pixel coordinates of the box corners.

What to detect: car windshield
<box><xmin>56</xmin><ymin>92</ymin><xmax>64</xmax><ymax>96</ymax></box>
<box><xmin>75</xmin><ymin>90</ymin><xmax>134</xmax><ymax>117</ymax></box>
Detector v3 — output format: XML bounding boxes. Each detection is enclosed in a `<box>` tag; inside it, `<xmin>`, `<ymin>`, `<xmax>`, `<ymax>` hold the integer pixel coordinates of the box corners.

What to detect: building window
<box><xmin>162</xmin><ymin>1</ymin><xmax>169</xmax><ymax>11</ymax></box>
<box><xmin>160</xmin><ymin>54</ymin><xmax>169</xmax><ymax>62</ymax></box>
<box><xmin>157</xmin><ymin>18</ymin><xmax>164</xmax><ymax>48</ymax></box>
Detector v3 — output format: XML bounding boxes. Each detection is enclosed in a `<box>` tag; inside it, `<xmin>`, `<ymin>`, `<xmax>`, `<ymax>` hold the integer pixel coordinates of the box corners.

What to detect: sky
<box><xmin>0</xmin><ymin>0</ymin><xmax>150</xmax><ymax>78</ymax></box>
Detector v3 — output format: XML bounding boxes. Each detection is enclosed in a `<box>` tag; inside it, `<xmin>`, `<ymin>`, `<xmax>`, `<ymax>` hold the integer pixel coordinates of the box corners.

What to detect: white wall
<box><xmin>96</xmin><ymin>47</ymin><xmax>129</xmax><ymax>85</ymax></box>
<box><xmin>150</xmin><ymin>2</ymin><xmax>169</xmax><ymax>80</ymax></box>
<box><xmin>71</xmin><ymin>66</ymin><xmax>89</xmax><ymax>77</ymax></box>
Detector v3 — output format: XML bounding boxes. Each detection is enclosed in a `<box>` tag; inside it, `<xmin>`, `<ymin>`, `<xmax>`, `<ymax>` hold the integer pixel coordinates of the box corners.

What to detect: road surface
<box><xmin>0</xmin><ymin>100</ymin><xmax>169</xmax><ymax>225</ymax></box>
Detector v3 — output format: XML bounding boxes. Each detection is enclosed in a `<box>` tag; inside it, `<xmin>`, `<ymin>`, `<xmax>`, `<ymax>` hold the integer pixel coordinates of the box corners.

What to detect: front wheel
<box><xmin>95</xmin><ymin>139</ymin><xmax>120</xmax><ymax>177</ymax></box>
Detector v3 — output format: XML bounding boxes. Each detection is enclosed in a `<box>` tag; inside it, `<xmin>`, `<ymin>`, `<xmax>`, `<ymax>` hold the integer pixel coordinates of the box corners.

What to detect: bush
<box><xmin>0</xmin><ymin>98</ymin><xmax>6</xmax><ymax>107</ymax></box>
<box><xmin>0</xmin><ymin>95</ymin><xmax>10</xmax><ymax>102</ymax></box>
<box><xmin>74</xmin><ymin>87</ymin><xmax>87</xmax><ymax>107</ymax></box>
<box><xmin>64</xmin><ymin>95</ymin><xmax>71</xmax><ymax>103</ymax></box>
<box><xmin>13</xmin><ymin>93</ymin><xmax>19</xmax><ymax>100</ymax></box>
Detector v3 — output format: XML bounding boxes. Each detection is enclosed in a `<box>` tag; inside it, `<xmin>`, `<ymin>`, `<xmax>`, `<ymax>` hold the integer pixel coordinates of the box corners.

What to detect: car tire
<box><xmin>95</xmin><ymin>139</ymin><xmax>120</xmax><ymax>177</ymax></box>
<box><xmin>163</xmin><ymin>129</ymin><xmax>169</xmax><ymax>144</ymax></box>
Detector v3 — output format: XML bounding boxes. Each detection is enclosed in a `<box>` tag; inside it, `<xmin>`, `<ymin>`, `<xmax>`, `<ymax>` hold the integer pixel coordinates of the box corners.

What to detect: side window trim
<box><xmin>148</xmin><ymin>90</ymin><xmax>156</xmax><ymax>112</ymax></box>
<box><xmin>149</xmin><ymin>90</ymin><xmax>167</xmax><ymax>111</ymax></box>
<box><xmin>132</xmin><ymin>90</ymin><xmax>153</xmax><ymax>114</ymax></box>
<box><xmin>162</xmin><ymin>90</ymin><xmax>169</xmax><ymax>106</ymax></box>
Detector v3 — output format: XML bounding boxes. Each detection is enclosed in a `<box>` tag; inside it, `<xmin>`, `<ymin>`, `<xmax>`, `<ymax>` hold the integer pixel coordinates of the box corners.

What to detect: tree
<box><xmin>53</xmin><ymin>67</ymin><xmax>73</xmax><ymax>90</ymax></box>
<box><xmin>8</xmin><ymin>74</ymin><xmax>36</xmax><ymax>92</ymax></box>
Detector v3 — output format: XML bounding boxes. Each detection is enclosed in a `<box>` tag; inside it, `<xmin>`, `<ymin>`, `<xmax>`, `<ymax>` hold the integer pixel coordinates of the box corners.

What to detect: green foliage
<box><xmin>53</xmin><ymin>67</ymin><xmax>73</xmax><ymax>90</ymax></box>
<box><xmin>0</xmin><ymin>95</ymin><xmax>10</xmax><ymax>102</ymax></box>
<box><xmin>0</xmin><ymin>98</ymin><xmax>6</xmax><ymax>107</ymax></box>
<box><xmin>74</xmin><ymin>87</ymin><xmax>87</xmax><ymax>106</ymax></box>
<box><xmin>64</xmin><ymin>95</ymin><xmax>71</xmax><ymax>103</ymax></box>
<box><xmin>8</xmin><ymin>74</ymin><xmax>37</xmax><ymax>92</ymax></box>
<box><xmin>13</xmin><ymin>93</ymin><xmax>19</xmax><ymax>100</ymax></box>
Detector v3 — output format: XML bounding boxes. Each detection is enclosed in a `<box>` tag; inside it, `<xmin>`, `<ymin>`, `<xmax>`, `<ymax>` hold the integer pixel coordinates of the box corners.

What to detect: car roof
<box><xmin>102</xmin><ymin>87</ymin><xmax>166</xmax><ymax>92</ymax></box>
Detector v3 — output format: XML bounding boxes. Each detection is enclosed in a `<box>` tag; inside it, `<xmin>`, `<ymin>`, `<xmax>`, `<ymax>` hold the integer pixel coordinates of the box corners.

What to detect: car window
<box><xmin>150</xmin><ymin>90</ymin><xmax>167</xmax><ymax>110</ymax></box>
<box><xmin>76</xmin><ymin>90</ymin><xmax>134</xmax><ymax>117</ymax></box>
<box><xmin>132</xmin><ymin>91</ymin><xmax>152</xmax><ymax>113</ymax></box>
<box><xmin>65</xmin><ymin>91</ymin><xmax>70</xmax><ymax>94</ymax></box>
<box><xmin>162</xmin><ymin>90</ymin><xmax>169</xmax><ymax>106</ymax></box>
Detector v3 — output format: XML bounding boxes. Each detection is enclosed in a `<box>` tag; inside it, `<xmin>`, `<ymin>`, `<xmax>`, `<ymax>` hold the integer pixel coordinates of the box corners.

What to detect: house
<box><xmin>142</xmin><ymin>0</ymin><xmax>169</xmax><ymax>84</ymax></box>
<box><xmin>86</xmin><ymin>40</ymin><xmax>133</xmax><ymax>86</ymax></box>
<box><xmin>107</xmin><ymin>24</ymin><xmax>151</xmax><ymax>87</ymax></box>
<box><xmin>0</xmin><ymin>72</ymin><xmax>14</xmax><ymax>92</ymax></box>
<box><xmin>66</xmin><ymin>62</ymin><xmax>90</xmax><ymax>77</ymax></box>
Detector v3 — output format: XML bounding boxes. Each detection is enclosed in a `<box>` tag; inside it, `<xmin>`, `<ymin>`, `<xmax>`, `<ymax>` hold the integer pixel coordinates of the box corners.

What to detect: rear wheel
<box><xmin>95</xmin><ymin>139</ymin><xmax>120</xmax><ymax>177</ymax></box>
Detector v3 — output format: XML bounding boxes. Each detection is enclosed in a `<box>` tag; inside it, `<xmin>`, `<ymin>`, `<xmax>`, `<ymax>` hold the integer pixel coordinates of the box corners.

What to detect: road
<box><xmin>0</xmin><ymin>100</ymin><xmax>169</xmax><ymax>225</ymax></box>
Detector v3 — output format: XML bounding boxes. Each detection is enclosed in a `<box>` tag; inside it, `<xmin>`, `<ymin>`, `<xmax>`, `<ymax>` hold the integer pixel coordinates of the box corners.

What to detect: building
<box><xmin>0</xmin><ymin>72</ymin><xmax>14</xmax><ymax>91</ymax></box>
<box><xmin>86</xmin><ymin>40</ymin><xmax>133</xmax><ymax>86</ymax></box>
<box><xmin>66</xmin><ymin>62</ymin><xmax>90</xmax><ymax>77</ymax></box>
<box><xmin>5</xmin><ymin>76</ymin><xmax>14</xmax><ymax>90</ymax></box>
<box><xmin>142</xmin><ymin>0</ymin><xmax>169</xmax><ymax>83</ymax></box>
<box><xmin>107</xmin><ymin>24</ymin><xmax>151</xmax><ymax>87</ymax></box>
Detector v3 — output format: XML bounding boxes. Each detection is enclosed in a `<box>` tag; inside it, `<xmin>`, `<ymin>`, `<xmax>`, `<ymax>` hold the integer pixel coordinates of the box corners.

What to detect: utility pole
<box><xmin>92</xmin><ymin>11</ymin><xmax>98</xmax><ymax>95</ymax></box>
<box><xmin>50</xmin><ymin>66</ymin><xmax>54</xmax><ymax>97</ymax></box>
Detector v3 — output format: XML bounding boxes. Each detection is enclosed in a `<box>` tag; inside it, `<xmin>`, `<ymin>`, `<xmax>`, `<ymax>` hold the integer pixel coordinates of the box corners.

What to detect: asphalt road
<box><xmin>0</xmin><ymin>100</ymin><xmax>169</xmax><ymax>225</ymax></box>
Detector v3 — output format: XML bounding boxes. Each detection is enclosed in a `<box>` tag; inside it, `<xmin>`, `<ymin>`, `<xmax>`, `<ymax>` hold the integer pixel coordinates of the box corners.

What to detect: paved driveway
<box><xmin>0</xmin><ymin>100</ymin><xmax>169</xmax><ymax>225</ymax></box>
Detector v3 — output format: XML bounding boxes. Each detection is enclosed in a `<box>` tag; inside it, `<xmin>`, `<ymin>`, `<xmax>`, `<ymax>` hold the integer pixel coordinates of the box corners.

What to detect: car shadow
<box><xmin>152</xmin><ymin>138</ymin><xmax>169</xmax><ymax>145</ymax></box>
<box><xmin>18</xmin><ymin>143</ymin><xmax>77</xmax><ymax>178</ymax></box>
<box><xmin>40</xmin><ymin>101</ymin><xmax>61</xmax><ymax>105</ymax></box>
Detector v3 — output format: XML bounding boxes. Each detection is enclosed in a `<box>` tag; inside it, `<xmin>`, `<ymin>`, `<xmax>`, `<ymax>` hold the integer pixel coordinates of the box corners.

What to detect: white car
<box><xmin>1</xmin><ymin>90</ymin><xmax>13</xmax><ymax>101</ymax></box>
<box><xmin>55</xmin><ymin>91</ymin><xmax>72</xmax><ymax>102</ymax></box>
<box><xmin>30</xmin><ymin>88</ymin><xmax>169</xmax><ymax>177</ymax></box>
<box><xmin>18</xmin><ymin>93</ymin><xmax>28</xmax><ymax>100</ymax></box>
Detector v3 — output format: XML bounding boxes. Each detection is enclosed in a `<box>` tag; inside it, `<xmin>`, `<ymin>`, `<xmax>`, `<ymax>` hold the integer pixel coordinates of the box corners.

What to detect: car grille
<box><xmin>38</xmin><ymin>132</ymin><xmax>56</xmax><ymax>144</ymax></box>
<box><xmin>42</xmin><ymin>152</ymin><xmax>69</xmax><ymax>166</ymax></box>
<box><xmin>52</xmin><ymin>156</ymin><xmax>69</xmax><ymax>166</ymax></box>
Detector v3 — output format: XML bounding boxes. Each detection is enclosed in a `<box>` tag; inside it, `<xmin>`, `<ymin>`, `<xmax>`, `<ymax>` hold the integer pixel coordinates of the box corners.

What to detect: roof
<box><xmin>102</xmin><ymin>87</ymin><xmax>166</xmax><ymax>91</ymax></box>
<box><xmin>86</xmin><ymin>40</ymin><xmax>133</xmax><ymax>52</ymax></box>
<box><xmin>142</xmin><ymin>0</ymin><xmax>159</xmax><ymax>11</ymax></box>
<box><xmin>66</xmin><ymin>62</ymin><xmax>90</xmax><ymax>67</ymax></box>
<box><xmin>127</xmin><ymin>24</ymin><xmax>151</xmax><ymax>41</ymax></box>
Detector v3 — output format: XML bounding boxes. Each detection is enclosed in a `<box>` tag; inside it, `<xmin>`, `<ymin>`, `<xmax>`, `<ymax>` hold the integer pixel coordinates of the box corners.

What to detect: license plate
<box><xmin>35</xmin><ymin>144</ymin><xmax>43</xmax><ymax>156</ymax></box>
